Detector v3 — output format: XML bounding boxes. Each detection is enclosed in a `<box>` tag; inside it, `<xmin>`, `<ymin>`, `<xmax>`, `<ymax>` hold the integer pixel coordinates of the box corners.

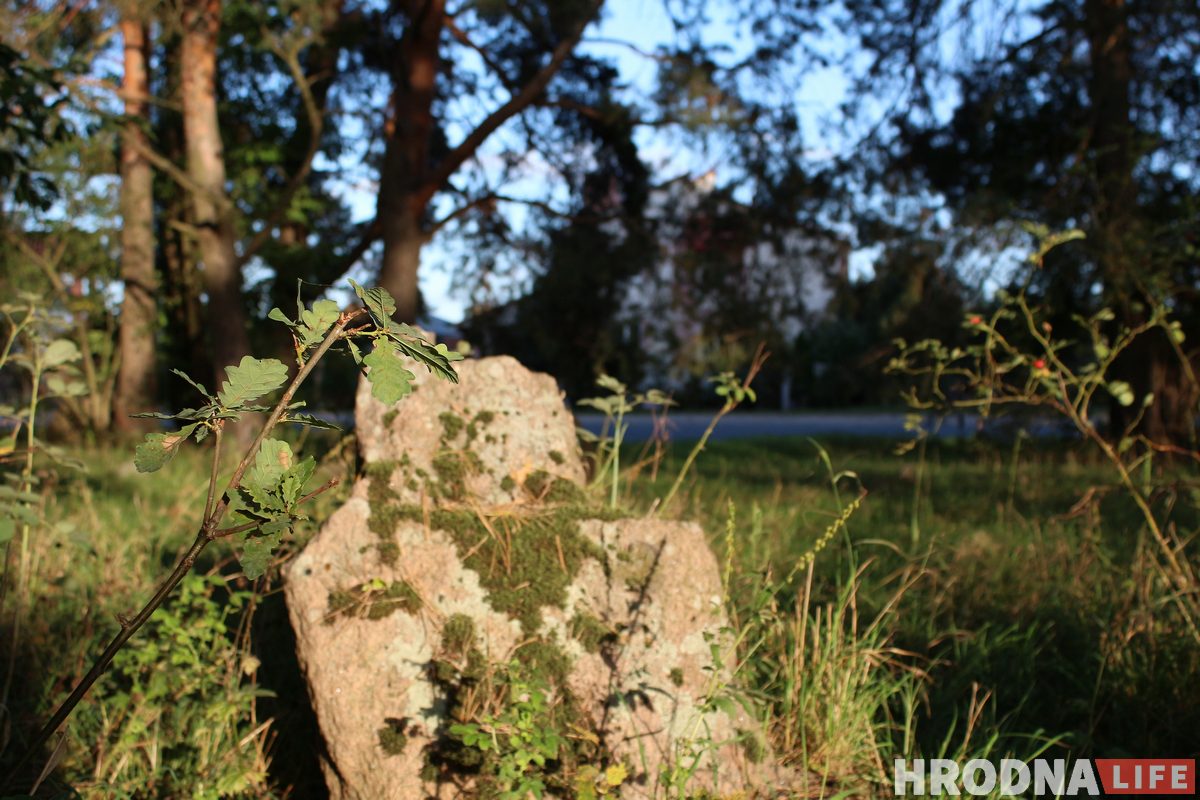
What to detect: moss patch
<box><xmin>378</xmin><ymin>718</ymin><xmax>409</xmax><ymax>756</ymax></box>
<box><xmin>365</xmin><ymin>460</ymin><xmax>402</xmax><ymax>563</ymax></box>
<box><xmin>431</xmin><ymin>449</ymin><xmax>483</xmax><ymax>501</ymax></box>
<box><xmin>569</xmin><ymin>612</ymin><xmax>615</xmax><ymax>654</ymax></box>
<box><xmin>326</xmin><ymin>579</ymin><xmax>422</xmax><ymax>623</ymax></box>
<box><xmin>523</xmin><ymin>470</ymin><xmax>587</xmax><ymax>505</ymax></box>
<box><xmin>548</xmin><ymin>449</ymin><xmax>565</xmax><ymax>465</ymax></box>
<box><xmin>438</xmin><ymin>411</ymin><xmax>465</xmax><ymax>442</ymax></box>
<box><xmin>669</xmin><ymin>667</ymin><xmax>685</xmax><ymax>687</ymax></box>
<box><xmin>465</xmin><ymin>410</ymin><xmax>495</xmax><ymax>443</ymax></box>
<box><xmin>391</xmin><ymin>501</ymin><xmax>617</xmax><ymax>634</ymax></box>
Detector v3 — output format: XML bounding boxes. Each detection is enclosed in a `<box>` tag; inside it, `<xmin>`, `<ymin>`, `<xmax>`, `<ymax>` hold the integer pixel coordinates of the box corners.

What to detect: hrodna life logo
<box><xmin>893</xmin><ymin>758</ymin><xmax>1196</xmax><ymax>796</ymax></box>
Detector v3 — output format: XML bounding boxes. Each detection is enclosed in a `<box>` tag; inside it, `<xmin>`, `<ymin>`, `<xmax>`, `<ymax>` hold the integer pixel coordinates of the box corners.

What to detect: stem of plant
<box><xmin>0</xmin><ymin>345</ymin><xmax>41</xmax><ymax>723</ymax></box>
<box><xmin>6</xmin><ymin>310</ymin><xmax>362</xmax><ymax>786</ymax></box>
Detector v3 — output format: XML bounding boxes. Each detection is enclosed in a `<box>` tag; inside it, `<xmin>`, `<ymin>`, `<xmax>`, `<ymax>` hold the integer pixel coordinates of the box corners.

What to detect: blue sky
<box><xmin>335</xmin><ymin>0</ymin><xmax>857</xmax><ymax>323</ymax></box>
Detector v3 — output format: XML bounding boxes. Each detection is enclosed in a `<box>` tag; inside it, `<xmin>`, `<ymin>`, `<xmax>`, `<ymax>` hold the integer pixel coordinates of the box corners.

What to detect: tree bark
<box><xmin>376</xmin><ymin>0</ymin><xmax>445</xmax><ymax>322</ymax></box>
<box><xmin>181</xmin><ymin>0</ymin><xmax>251</xmax><ymax>386</ymax></box>
<box><xmin>113</xmin><ymin>16</ymin><xmax>159</xmax><ymax>432</ymax></box>
<box><xmin>375</xmin><ymin>0</ymin><xmax>600</xmax><ymax>322</ymax></box>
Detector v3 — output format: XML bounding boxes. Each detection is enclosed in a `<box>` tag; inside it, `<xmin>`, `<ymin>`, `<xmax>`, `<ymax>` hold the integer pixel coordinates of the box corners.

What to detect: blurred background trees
<box><xmin>1</xmin><ymin>0</ymin><xmax>1197</xmax><ymax>441</ymax></box>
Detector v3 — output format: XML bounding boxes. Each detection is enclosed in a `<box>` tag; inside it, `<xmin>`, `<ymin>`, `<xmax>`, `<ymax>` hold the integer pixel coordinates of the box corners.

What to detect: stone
<box><xmin>285</xmin><ymin>357</ymin><xmax>787</xmax><ymax>799</ymax></box>
<box><xmin>354</xmin><ymin>354</ymin><xmax>586</xmax><ymax>507</ymax></box>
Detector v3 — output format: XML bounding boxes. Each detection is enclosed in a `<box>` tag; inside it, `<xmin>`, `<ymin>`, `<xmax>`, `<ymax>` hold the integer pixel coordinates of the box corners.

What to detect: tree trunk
<box><xmin>378</xmin><ymin>197</ymin><xmax>427</xmax><ymax>323</ymax></box>
<box><xmin>113</xmin><ymin>17</ymin><xmax>159</xmax><ymax>432</ymax></box>
<box><xmin>1084</xmin><ymin>0</ymin><xmax>1194</xmax><ymax>445</ymax></box>
<box><xmin>181</xmin><ymin>0</ymin><xmax>251</xmax><ymax>386</ymax></box>
<box><xmin>377</xmin><ymin>0</ymin><xmax>445</xmax><ymax>323</ymax></box>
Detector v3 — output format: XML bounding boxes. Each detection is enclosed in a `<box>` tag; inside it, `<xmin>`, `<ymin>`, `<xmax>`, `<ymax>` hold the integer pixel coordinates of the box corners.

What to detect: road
<box><xmin>572</xmin><ymin>410</ymin><xmax>1076</xmax><ymax>442</ymax></box>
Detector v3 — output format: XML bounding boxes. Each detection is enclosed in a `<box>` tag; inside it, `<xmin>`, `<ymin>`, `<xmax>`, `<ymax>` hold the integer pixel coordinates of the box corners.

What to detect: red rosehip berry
<box><xmin>1033</xmin><ymin>358</ymin><xmax>1046</xmax><ymax>370</ymax></box>
<box><xmin>969</xmin><ymin>315</ymin><xmax>983</xmax><ymax>326</ymax></box>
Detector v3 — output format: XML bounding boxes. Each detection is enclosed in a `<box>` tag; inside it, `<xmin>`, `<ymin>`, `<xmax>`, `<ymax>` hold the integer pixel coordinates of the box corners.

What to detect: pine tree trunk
<box><xmin>113</xmin><ymin>17</ymin><xmax>159</xmax><ymax>432</ymax></box>
<box><xmin>378</xmin><ymin>197</ymin><xmax>427</xmax><ymax>323</ymax></box>
<box><xmin>181</xmin><ymin>0</ymin><xmax>251</xmax><ymax>387</ymax></box>
<box><xmin>376</xmin><ymin>0</ymin><xmax>445</xmax><ymax>323</ymax></box>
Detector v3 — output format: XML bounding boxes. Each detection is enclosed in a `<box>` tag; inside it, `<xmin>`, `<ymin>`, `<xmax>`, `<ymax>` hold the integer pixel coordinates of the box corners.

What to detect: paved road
<box><xmin>573</xmin><ymin>410</ymin><xmax>1076</xmax><ymax>442</ymax></box>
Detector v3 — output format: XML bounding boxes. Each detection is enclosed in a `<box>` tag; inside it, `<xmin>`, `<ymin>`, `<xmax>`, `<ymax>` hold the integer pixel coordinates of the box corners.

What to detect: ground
<box><xmin>4</xmin><ymin>431</ymin><xmax>1199</xmax><ymax>797</ymax></box>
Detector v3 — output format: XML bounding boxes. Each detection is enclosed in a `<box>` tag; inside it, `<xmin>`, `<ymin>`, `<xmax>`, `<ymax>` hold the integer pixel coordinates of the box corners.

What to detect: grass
<box><xmin>2</xmin><ymin>430</ymin><xmax>1198</xmax><ymax>797</ymax></box>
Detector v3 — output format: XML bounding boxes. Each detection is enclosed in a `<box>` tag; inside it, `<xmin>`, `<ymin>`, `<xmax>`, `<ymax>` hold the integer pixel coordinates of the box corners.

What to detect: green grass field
<box><xmin>5</xmin><ymin>431</ymin><xmax>1199</xmax><ymax>797</ymax></box>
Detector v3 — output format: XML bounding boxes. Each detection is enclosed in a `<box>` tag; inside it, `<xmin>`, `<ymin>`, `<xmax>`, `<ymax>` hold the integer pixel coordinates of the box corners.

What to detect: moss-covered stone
<box><xmin>441</xmin><ymin>613</ymin><xmax>477</xmax><ymax>657</ymax></box>
<box><xmin>365</xmin><ymin>460</ymin><xmax>403</xmax><ymax>562</ymax></box>
<box><xmin>377</xmin><ymin>540</ymin><xmax>400</xmax><ymax>566</ymax></box>
<box><xmin>389</xmin><ymin>503</ymin><xmax>617</xmax><ymax>635</ymax></box>
<box><xmin>516</xmin><ymin>636</ymin><xmax>572</xmax><ymax>686</ymax></box>
<box><xmin>465</xmin><ymin>410</ymin><xmax>495</xmax><ymax>444</ymax></box>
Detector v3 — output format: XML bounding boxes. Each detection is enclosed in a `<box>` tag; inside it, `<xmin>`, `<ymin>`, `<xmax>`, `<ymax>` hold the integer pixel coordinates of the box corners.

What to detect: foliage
<box><xmin>71</xmin><ymin>574</ymin><xmax>269</xmax><ymax>798</ymax></box>
<box><xmin>447</xmin><ymin>662</ymin><xmax>577</xmax><ymax>800</ymax></box>
<box><xmin>888</xmin><ymin>232</ymin><xmax>1200</xmax><ymax>640</ymax></box>
<box><xmin>4</xmin><ymin>284</ymin><xmax>460</xmax><ymax>787</ymax></box>
<box><xmin>577</xmin><ymin>374</ymin><xmax>673</xmax><ymax>508</ymax></box>
<box><xmin>0</xmin><ymin>42</ymin><xmax>73</xmax><ymax>210</ymax></box>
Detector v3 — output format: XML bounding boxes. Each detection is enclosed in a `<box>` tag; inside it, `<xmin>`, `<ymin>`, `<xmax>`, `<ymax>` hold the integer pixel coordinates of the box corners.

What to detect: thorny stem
<box><xmin>6</xmin><ymin>309</ymin><xmax>365</xmax><ymax>787</ymax></box>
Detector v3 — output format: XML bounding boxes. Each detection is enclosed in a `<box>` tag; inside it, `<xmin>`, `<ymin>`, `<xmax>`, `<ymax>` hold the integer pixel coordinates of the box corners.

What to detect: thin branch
<box><xmin>237</xmin><ymin>33</ymin><xmax>326</xmax><ymax>268</ymax></box>
<box><xmin>580</xmin><ymin>36</ymin><xmax>668</xmax><ymax>61</ymax></box>
<box><xmin>421</xmin><ymin>0</ymin><xmax>602</xmax><ymax>205</ymax></box>
<box><xmin>203</xmin><ymin>424</ymin><xmax>223</xmax><ymax>521</ymax></box>
<box><xmin>429</xmin><ymin>192</ymin><xmax>575</xmax><ymax>233</ymax></box>
<box><xmin>444</xmin><ymin>14</ymin><xmax>516</xmax><ymax>92</ymax></box>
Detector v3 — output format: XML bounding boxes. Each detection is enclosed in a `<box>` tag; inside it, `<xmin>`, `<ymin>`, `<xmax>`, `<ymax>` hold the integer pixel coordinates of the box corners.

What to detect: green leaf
<box><xmin>238</xmin><ymin>529</ymin><xmax>283</xmax><ymax>580</ymax></box>
<box><xmin>171</xmin><ymin>369</ymin><xmax>211</xmax><ymax>399</ymax></box>
<box><xmin>0</xmin><ymin>518</ymin><xmax>14</xmax><ymax>545</ymax></box>
<box><xmin>1108</xmin><ymin>380</ymin><xmax>1135</xmax><ymax>407</ymax></box>
<box><xmin>390</xmin><ymin>335</ymin><xmax>461</xmax><ymax>384</ymax></box>
<box><xmin>246</xmin><ymin>438</ymin><xmax>294</xmax><ymax>496</ymax></box>
<box><xmin>43</xmin><ymin>339</ymin><xmax>80</xmax><ymax>367</ymax></box>
<box><xmin>268</xmin><ymin>307</ymin><xmax>294</xmax><ymax>325</ymax></box>
<box><xmin>44</xmin><ymin>374</ymin><xmax>87</xmax><ymax>397</ymax></box>
<box><xmin>281</xmin><ymin>412</ymin><xmax>341</xmax><ymax>430</ymax></box>
<box><xmin>364</xmin><ymin>341</ymin><xmax>416</xmax><ymax>404</ymax></box>
<box><xmin>349</xmin><ymin>279</ymin><xmax>397</xmax><ymax>322</ymax></box>
<box><xmin>280</xmin><ymin>455</ymin><xmax>316</xmax><ymax>506</ymax></box>
<box><xmin>134</xmin><ymin>424</ymin><xmax>198</xmax><ymax>473</ymax></box>
<box><xmin>217</xmin><ymin>356</ymin><xmax>288</xmax><ymax>407</ymax></box>
<box><xmin>297</xmin><ymin>299</ymin><xmax>341</xmax><ymax>347</ymax></box>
